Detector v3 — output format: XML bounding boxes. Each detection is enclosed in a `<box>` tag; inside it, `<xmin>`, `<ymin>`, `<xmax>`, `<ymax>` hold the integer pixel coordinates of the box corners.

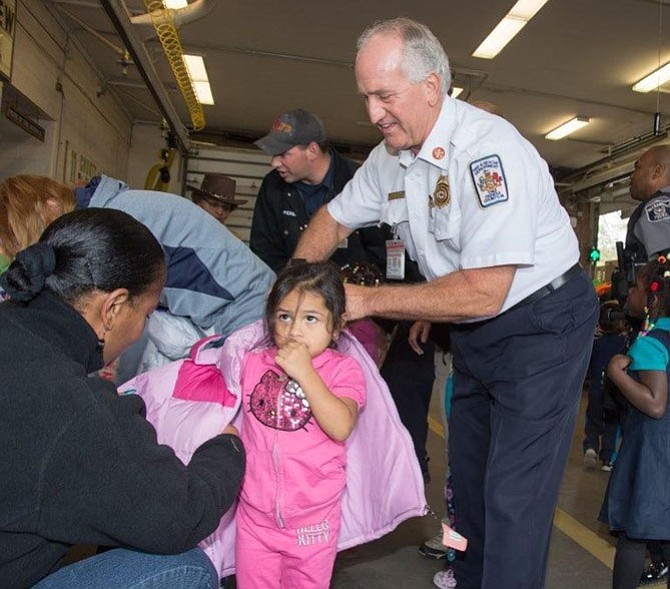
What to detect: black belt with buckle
<box><xmin>506</xmin><ymin>263</ymin><xmax>583</xmax><ymax>314</ymax></box>
<box><xmin>452</xmin><ymin>263</ymin><xmax>583</xmax><ymax>330</ymax></box>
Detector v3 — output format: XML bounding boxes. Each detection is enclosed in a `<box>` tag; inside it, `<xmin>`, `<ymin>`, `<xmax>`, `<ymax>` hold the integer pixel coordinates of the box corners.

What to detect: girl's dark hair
<box><xmin>639</xmin><ymin>256</ymin><xmax>670</xmax><ymax>319</ymax></box>
<box><xmin>0</xmin><ymin>208</ymin><xmax>165</xmax><ymax>305</ymax></box>
<box><xmin>266</xmin><ymin>261</ymin><xmax>346</xmax><ymax>341</ymax></box>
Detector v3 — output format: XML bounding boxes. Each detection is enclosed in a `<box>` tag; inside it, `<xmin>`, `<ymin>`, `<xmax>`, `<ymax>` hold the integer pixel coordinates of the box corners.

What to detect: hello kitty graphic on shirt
<box><xmin>249</xmin><ymin>370</ymin><xmax>312</xmax><ymax>431</ymax></box>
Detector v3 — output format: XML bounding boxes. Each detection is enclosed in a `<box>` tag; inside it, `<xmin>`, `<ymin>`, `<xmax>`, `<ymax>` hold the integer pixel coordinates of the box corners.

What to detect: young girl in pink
<box><xmin>235</xmin><ymin>261</ymin><xmax>366</xmax><ymax>589</ymax></box>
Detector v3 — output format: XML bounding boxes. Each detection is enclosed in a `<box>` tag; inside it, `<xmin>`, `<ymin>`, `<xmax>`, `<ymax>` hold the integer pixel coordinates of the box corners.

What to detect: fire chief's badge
<box><xmin>433</xmin><ymin>175</ymin><xmax>450</xmax><ymax>208</ymax></box>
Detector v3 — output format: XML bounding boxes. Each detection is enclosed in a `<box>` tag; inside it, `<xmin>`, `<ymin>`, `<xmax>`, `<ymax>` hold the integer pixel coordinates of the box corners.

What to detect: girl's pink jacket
<box><xmin>119</xmin><ymin>321</ymin><xmax>427</xmax><ymax>578</ymax></box>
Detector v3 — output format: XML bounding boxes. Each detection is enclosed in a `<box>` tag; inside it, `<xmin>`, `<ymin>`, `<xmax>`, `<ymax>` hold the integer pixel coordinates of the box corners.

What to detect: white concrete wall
<box><xmin>0</xmin><ymin>114</ymin><xmax>56</xmax><ymax>177</ymax></box>
<box><xmin>126</xmin><ymin>122</ymin><xmax>184</xmax><ymax>193</ymax></box>
<box><xmin>0</xmin><ymin>0</ymin><xmax>132</xmax><ymax>182</ymax></box>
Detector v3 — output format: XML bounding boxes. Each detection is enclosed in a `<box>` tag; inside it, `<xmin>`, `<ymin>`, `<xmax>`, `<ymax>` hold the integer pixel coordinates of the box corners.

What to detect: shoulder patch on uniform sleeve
<box><xmin>644</xmin><ymin>198</ymin><xmax>670</xmax><ymax>222</ymax></box>
<box><xmin>469</xmin><ymin>155</ymin><xmax>508</xmax><ymax>208</ymax></box>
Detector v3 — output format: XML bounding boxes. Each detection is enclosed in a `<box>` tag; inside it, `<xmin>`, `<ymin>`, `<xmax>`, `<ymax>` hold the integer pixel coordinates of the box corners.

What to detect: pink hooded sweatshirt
<box><xmin>119</xmin><ymin>320</ymin><xmax>427</xmax><ymax>578</ymax></box>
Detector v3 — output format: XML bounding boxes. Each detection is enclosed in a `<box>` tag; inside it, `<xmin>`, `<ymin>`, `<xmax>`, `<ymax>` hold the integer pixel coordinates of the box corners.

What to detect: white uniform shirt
<box><xmin>328</xmin><ymin>97</ymin><xmax>578</xmax><ymax>315</ymax></box>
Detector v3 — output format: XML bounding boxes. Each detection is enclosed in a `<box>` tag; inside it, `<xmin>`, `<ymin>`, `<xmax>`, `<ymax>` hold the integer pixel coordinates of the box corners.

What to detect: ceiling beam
<box><xmin>98</xmin><ymin>0</ymin><xmax>190</xmax><ymax>150</ymax></box>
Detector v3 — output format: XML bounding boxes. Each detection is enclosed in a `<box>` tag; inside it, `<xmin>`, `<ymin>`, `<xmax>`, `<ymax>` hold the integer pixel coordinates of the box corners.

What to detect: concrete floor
<box><xmin>329</xmin><ymin>352</ymin><xmax>617</xmax><ymax>589</ymax></box>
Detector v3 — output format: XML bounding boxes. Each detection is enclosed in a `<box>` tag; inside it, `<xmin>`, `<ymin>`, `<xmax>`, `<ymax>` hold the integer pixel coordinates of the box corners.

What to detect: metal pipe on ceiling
<box><xmin>55</xmin><ymin>5</ymin><xmax>127</xmax><ymax>57</ymax></box>
<box><xmin>130</xmin><ymin>0</ymin><xmax>214</xmax><ymax>27</ymax></box>
<box><xmin>560</xmin><ymin>125</ymin><xmax>670</xmax><ymax>196</ymax></box>
<box><xmin>51</xmin><ymin>0</ymin><xmax>103</xmax><ymax>9</ymax></box>
<box><xmin>99</xmin><ymin>0</ymin><xmax>190</xmax><ymax>150</ymax></box>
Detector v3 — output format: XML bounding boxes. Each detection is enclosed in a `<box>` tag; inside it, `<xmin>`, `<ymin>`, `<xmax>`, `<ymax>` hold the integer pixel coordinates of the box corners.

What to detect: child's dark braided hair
<box><xmin>640</xmin><ymin>254</ymin><xmax>670</xmax><ymax>331</ymax></box>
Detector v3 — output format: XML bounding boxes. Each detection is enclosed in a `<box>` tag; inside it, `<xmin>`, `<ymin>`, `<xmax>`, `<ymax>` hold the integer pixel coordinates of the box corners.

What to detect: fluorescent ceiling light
<box><xmin>183</xmin><ymin>54</ymin><xmax>214</xmax><ymax>105</ymax></box>
<box><xmin>193</xmin><ymin>81</ymin><xmax>214</xmax><ymax>105</ymax></box>
<box><xmin>183</xmin><ymin>54</ymin><xmax>208</xmax><ymax>81</ymax></box>
<box><xmin>473</xmin><ymin>0</ymin><xmax>550</xmax><ymax>59</ymax></box>
<box><xmin>510</xmin><ymin>0</ymin><xmax>551</xmax><ymax>19</ymax></box>
<box><xmin>545</xmin><ymin>116</ymin><xmax>590</xmax><ymax>140</ymax></box>
<box><xmin>451</xmin><ymin>86</ymin><xmax>464</xmax><ymax>98</ymax></box>
<box><xmin>164</xmin><ymin>0</ymin><xmax>188</xmax><ymax>8</ymax></box>
<box><xmin>632</xmin><ymin>62</ymin><xmax>670</xmax><ymax>93</ymax></box>
<box><xmin>473</xmin><ymin>18</ymin><xmax>525</xmax><ymax>59</ymax></box>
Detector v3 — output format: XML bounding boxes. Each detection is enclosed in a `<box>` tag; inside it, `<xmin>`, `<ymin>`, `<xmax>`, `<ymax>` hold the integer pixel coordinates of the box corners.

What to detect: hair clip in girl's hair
<box><xmin>651</xmin><ymin>281</ymin><xmax>660</xmax><ymax>292</ymax></box>
<box><xmin>641</xmin><ymin>305</ymin><xmax>656</xmax><ymax>336</ymax></box>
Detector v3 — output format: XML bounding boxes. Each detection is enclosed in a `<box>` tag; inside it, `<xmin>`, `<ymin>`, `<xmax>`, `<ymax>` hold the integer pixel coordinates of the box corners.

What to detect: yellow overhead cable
<box><xmin>142</xmin><ymin>0</ymin><xmax>205</xmax><ymax>131</ymax></box>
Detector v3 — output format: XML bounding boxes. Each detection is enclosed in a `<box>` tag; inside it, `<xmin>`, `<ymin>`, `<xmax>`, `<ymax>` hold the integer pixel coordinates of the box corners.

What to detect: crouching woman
<box><xmin>0</xmin><ymin>208</ymin><xmax>245</xmax><ymax>589</ymax></box>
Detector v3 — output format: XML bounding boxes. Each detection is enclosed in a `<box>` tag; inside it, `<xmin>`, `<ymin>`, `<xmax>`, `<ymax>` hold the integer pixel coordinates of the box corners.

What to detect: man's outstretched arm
<box><xmin>293</xmin><ymin>205</ymin><xmax>354</xmax><ymax>262</ymax></box>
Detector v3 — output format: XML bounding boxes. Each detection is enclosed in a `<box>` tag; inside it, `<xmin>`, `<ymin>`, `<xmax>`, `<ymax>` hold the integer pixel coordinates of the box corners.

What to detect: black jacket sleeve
<box><xmin>250</xmin><ymin>176</ymin><xmax>290</xmax><ymax>273</ymax></box>
<box><xmin>38</xmin><ymin>382</ymin><xmax>245</xmax><ymax>554</ymax></box>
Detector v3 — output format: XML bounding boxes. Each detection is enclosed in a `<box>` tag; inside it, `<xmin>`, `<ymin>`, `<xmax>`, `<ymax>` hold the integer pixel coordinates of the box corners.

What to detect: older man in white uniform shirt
<box><xmin>295</xmin><ymin>17</ymin><xmax>598</xmax><ymax>589</ymax></box>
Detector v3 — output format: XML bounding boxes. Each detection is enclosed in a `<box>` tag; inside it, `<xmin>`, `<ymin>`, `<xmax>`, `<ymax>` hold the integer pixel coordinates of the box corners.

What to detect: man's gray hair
<box><xmin>357</xmin><ymin>17</ymin><xmax>451</xmax><ymax>96</ymax></box>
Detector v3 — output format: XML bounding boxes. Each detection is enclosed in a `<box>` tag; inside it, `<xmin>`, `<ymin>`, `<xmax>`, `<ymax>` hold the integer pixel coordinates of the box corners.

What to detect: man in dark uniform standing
<box><xmin>250</xmin><ymin>109</ymin><xmax>384</xmax><ymax>272</ymax></box>
<box><xmin>625</xmin><ymin>144</ymin><xmax>670</xmax><ymax>261</ymax></box>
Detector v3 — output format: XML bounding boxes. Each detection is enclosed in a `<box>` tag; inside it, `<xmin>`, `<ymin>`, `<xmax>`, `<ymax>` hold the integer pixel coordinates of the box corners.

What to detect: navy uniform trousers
<box><xmin>381</xmin><ymin>322</ymin><xmax>436</xmax><ymax>479</ymax></box>
<box><xmin>449</xmin><ymin>272</ymin><xmax>598</xmax><ymax>589</ymax></box>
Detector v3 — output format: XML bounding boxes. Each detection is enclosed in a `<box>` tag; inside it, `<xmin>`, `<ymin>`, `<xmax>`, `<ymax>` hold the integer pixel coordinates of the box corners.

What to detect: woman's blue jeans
<box><xmin>32</xmin><ymin>547</ymin><xmax>218</xmax><ymax>589</ymax></box>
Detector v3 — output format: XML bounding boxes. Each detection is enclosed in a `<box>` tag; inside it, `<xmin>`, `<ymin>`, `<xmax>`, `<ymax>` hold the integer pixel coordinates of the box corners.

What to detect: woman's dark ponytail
<box><xmin>1</xmin><ymin>243</ymin><xmax>57</xmax><ymax>301</ymax></box>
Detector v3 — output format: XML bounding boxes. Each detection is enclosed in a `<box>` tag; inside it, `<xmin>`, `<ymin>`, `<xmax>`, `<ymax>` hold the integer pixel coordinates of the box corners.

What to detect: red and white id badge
<box><xmin>442</xmin><ymin>522</ymin><xmax>468</xmax><ymax>551</ymax></box>
<box><xmin>386</xmin><ymin>239</ymin><xmax>405</xmax><ymax>280</ymax></box>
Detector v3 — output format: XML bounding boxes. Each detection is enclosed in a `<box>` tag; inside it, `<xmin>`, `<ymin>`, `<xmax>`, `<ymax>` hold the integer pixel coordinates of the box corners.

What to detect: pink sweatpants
<box><xmin>235</xmin><ymin>501</ymin><xmax>342</xmax><ymax>589</ymax></box>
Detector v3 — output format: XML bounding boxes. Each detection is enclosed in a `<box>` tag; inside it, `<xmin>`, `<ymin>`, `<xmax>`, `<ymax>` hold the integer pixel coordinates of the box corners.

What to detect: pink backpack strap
<box><xmin>173</xmin><ymin>335</ymin><xmax>236</xmax><ymax>406</ymax></box>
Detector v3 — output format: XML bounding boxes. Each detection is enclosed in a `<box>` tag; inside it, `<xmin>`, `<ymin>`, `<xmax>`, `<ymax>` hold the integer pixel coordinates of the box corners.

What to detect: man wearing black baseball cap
<box><xmin>254</xmin><ymin>109</ymin><xmax>327</xmax><ymax>160</ymax></box>
<box><xmin>250</xmin><ymin>108</ymin><xmax>367</xmax><ymax>272</ymax></box>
